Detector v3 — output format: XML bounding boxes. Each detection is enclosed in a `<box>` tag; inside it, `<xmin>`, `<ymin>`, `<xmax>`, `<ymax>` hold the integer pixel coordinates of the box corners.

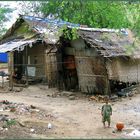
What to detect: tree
<box><xmin>0</xmin><ymin>4</ymin><xmax>12</xmax><ymax>35</ymax></box>
<box><xmin>17</xmin><ymin>1</ymin><xmax>140</xmax><ymax>36</ymax></box>
<box><xmin>17</xmin><ymin>1</ymin><xmax>42</xmax><ymax>17</ymax></box>
<box><xmin>124</xmin><ymin>2</ymin><xmax>140</xmax><ymax>37</ymax></box>
<box><xmin>37</xmin><ymin>1</ymin><xmax>130</xmax><ymax>29</ymax></box>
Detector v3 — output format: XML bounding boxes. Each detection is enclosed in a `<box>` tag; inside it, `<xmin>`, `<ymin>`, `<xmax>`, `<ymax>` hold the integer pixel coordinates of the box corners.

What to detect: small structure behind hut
<box><xmin>60</xmin><ymin>28</ymin><xmax>140</xmax><ymax>95</ymax></box>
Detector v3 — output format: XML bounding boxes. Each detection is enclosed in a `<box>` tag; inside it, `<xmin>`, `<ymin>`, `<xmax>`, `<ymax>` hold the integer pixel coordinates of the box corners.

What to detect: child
<box><xmin>13</xmin><ymin>68</ymin><xmax>22</xmax><ymax>83</ymax></box>
<box><xmin>101</xmin><ymin>97</ymin><xmax>112</xmax><ymax>128</ymax></box>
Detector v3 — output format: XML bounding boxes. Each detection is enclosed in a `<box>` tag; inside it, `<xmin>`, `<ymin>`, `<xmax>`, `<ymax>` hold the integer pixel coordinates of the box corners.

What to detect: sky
<box><xmin>0</xmin><ymin>1</ymin><xmax>22</xmax><ymax>28</ymax></box>
<box><xmin>0</xmin><ymin>1</ymin><xmax>43</xmax><ymax>29</ymax></box>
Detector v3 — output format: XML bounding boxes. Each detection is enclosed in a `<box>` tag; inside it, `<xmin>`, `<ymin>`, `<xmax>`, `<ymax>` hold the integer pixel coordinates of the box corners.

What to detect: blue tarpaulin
<box><xmin>0</xmin><ymin>53</ymin><xmax>8</xmax><ymax>63</ymax></box>
<box><xmin>23</xmin><ymin>15</ymin><xmax>80</xmax><ymax>28</ymax></box>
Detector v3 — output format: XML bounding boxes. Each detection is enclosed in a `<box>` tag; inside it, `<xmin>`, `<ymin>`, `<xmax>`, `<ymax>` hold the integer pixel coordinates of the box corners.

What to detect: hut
<box><xmin>0</xmin><ymin>15</ymin><xmax>79</xmax><ymax>88</ymax></box>
<box><xmin>60</xmin><ymin>27</ymin><xmax>140</xmax><ymax>94</ymax></box>
<box><xmin>0</xmin><ymin>15</ymin><xmax>139</xmax><ymax>95</ymax></box>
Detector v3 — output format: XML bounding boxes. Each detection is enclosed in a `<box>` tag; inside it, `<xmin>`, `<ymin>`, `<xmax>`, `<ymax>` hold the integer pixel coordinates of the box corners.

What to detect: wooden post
<box><xmin>25</xmin><ymin>46</ymin><xmax>29</xmax><ymax>86</ymax></box>
<box><xmin>8</xmin><ymin>52</ymin><xmax>14</xmax><ymax>90</ymax></box>
<box><xmin>48</xmin><ymin>54</ymin><xmax>52</xmax><ymax>88</ymax></box>
<box><xmin>2</xmin><ymin>76</ymin><xmax>4</xmax><ymax>88</ymax></box>
<box><xmin>104</xmin><ymin>59</ymin><xmax>111</xmax><ymax>96</ymax></box>
<box><xmin>137</xmin><ymin>63</ymin><xmax>139</xmax><ymax>83</ymax></box>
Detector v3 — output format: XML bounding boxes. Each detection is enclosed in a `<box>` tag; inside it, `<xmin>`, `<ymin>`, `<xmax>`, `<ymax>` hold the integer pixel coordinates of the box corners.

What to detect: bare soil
<box><xmin>0</xmin><ymin>84</ymin><xmax>140</xmax><ymax>139</ymax></box>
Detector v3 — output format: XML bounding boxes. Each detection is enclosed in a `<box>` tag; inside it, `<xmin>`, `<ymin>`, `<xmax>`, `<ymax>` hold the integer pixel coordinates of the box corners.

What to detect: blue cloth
<box><xmin>0</xmin><ymin>53</ymin><xmax>8</xmax><ymax>63</ymax></box>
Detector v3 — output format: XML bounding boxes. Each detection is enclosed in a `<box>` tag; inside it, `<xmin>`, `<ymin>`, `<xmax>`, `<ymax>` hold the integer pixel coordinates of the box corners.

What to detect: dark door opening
<box><xmin>63</xmin><ymin>55</ymin><xmax>78</xmax><ymax>91</ymax></box>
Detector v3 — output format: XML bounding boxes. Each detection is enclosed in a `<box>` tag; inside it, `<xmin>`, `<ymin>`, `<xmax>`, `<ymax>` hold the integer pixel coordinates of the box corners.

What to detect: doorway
<box><xmin>63</xmin><ymin>55</ymin><xmax>78</xmax><ymax>91</ymax></box>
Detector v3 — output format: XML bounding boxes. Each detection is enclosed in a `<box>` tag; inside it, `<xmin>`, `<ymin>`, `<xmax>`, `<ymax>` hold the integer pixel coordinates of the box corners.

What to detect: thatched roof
<box><xmin>77</xmin><ymin>28</ymin><xmax>140</xmax><ymax>58</ymax></box>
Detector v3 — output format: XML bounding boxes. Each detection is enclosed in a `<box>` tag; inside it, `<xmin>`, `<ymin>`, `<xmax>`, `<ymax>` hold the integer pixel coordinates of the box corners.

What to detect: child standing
<box><xmin>101</xmin><ymin>97</ymin><xmax>112</xmax><ymax>128</ymax></box>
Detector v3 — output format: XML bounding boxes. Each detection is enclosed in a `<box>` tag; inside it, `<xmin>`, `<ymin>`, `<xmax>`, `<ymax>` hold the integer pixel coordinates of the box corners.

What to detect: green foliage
<box><xmin>0</xmin><ymin>5</ymin><xmax>13</xmax><ymax>35</ymax></box>
<box><xmin>58</xmin><ymin>25</ymin><xmax>79</xmax><ymax>40</ymax></box>
<box><xmin>0</xmin><ymin>7</ymin><xmax>12</xmax><ymax>22</ymax></box>
<box><xmin>124</xmin><ymin>3</ymin><xmax>140</xmax><ymax>37</ymax></box>
<box><xmin>38</xmin><ymin>1</ymin><xmax>130</xmax><ymax>29</ymax></box>
<box><xmin>61</xmin><ymin>27</ymin><xmax>79</xmax><ymax>40</ymax></box>
<box><xmin>5</xmin><ymin>119</ymin><xmax>17</xmax><ymax>128</ymax></box>
<box><xmin>71</xmin><ymin>28</ymin><xmax>79</xmax><ymax>40</ymax></box>
<box><xmin>20</xmin><ymin>1</ymin><xmax>140</xmax><ymax>38</ymax></box>
<box><xmin>14</xmin><ymin>22</ymin><xmax>36</xmax><ymax>38</ymax></box>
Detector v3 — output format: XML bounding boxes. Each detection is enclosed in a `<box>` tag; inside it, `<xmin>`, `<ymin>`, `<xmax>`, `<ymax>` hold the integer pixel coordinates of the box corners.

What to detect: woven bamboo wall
<box><xmin>75</xmin><ymin>55</ymin><xmax>108</xmax><ymax>94</ymax></box>
<box><xmin>106</xmin><ymin>58</ymin><xmax>140</xmax><ymax>83</ymax></box>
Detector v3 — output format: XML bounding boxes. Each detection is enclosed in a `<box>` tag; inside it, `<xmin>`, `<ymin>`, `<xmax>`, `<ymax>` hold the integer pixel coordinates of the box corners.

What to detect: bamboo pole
<box><xmin>8</xmin><ymin>52</ymin><xmax>14</xmax><ymax>90</ymax></box>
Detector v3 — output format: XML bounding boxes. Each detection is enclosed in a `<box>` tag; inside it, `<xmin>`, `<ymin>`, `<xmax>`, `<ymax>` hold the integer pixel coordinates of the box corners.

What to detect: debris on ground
<box><xmin>89</xmin><ymin>86</ymin><xmax>139</xmax><ymax>103</ymax></box>
<box><xmin>48</xmin><ymin>123</ymin><xmax>52</xmax><ymax>129</ymax></box>
<box><xmin>14</xmin><ymin>87</ymin><xmax>23</xmax><ymax>92</ymax></box>
<box><xmin>49</xmin><ymin>92</ymin><xmax>61</xmax><ymax>98</ymax></box>
<box><xmin>110</xmin><ymin>95</ymin><xmax>119</xmax><ymax>102</ymax></box>
<box><xmin>0</xmin><ymin>115</ymin><xmax>17</xmax><ymax>129</ymax></box>
<box><xmin>117</xmin><ymin>86</ymin><xmax>138</xmax><ymax>98</ymax></box>
<box><xmin>30</xmin><ymin>105</ymin><xmax>36</xmax><ymax>109</ymax></box>
<box><xmin>127</xmin><ymin>92</ymin><xmax>135</xmax><ymax>97</ymax></box>
<box><xmin>127</xmin><ymin>129</ymin><xmax>140</xmax><ymax>137</ymax></box>
<box><xmin>18</xmin><ymin>121</ymin><xmax>26</xmax><ymax>127</ymax></box>
<box><xmin>128</xmin><ymin>121</ymin><xmax>134</xmax><ymax>125</ymax></box>
<box><xmin>30</xmin><ymin>128</ymin><xmax>35</xmax><ymax>132</ymax></box>
<box><xmin>89</xmin><ymin>96</ymin><xmax>98</xmax><ymax>102</ymax></box>
<box><xmin>112</xmin><ymin>130</ymin><xmax>116</xmax><ymax>133</ymax></box>
<box><xmin>0</xmin><ymin>100</ymin><xmax>40</xmax><ymax>115</ymax></box>
<box><xmin>0</xmin><ymin>100</ymin><xmax>55</xmax><ymax>121</ymax></box>
<box><xmin>0</xmin><ymin>114</ymin><xmax>9</xmax><ymax>121</ymax></box>
<box><xmin>89</xmin><ymin>95</ymin><xmax>106</xmax><ymax>102</ymax></box>
<box><xmin>0</xmin><ymin>99</ymin><xmax>55</xmax><ymax>138</ymax></box>
<box><xmin>61</xmin><ymin>91</ymin><xmax>76</xmax><ymax>97</ymax></box>
<box><xmin>69</xmin><ymin>96</ymin><xmax>76</xmax><ymax>100</ymax></box>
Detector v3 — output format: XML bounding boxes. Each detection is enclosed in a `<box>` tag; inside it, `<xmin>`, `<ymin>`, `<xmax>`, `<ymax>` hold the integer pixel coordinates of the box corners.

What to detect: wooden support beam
<box><xmin>8</xmin><ymin>52</ymin><xmax>14</xmax><ymax>90</ymax></box>
<box><xmin>25</xmin><ymin>46</ymin><xmax>29</xmax><ymax>86</ymax></box>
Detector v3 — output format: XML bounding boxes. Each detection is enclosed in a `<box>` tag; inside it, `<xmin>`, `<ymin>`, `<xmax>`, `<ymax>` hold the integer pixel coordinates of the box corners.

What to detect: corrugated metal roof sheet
<box><xmin>0</xmin><ymin>39</ymin><xmax>36</xmax><ymax>53</ymax></box>
<box><xmin>22</xmin><ymin>15</ymin><xmax>80</xmax><ymax>44</ymax></box>
<box><xmin>0</xmin><ymin>15</ymin><xmax>80</xmax><ymax>46</ymax></box>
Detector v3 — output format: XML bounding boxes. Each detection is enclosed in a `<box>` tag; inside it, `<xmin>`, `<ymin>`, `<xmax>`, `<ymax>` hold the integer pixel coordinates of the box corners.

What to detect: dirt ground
<box><xmin>0</xmin><ymin>83</ymin><xmax>140</xmax><ymax>139</ymax></box>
